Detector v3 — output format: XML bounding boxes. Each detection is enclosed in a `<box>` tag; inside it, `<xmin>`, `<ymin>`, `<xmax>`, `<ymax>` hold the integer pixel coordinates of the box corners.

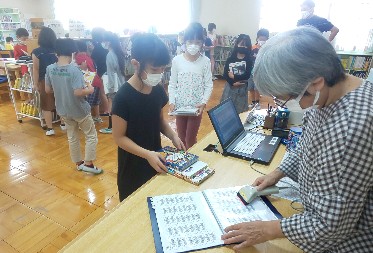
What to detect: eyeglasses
<box><xmin>272</xmin><ymin>96</ymin><xmax>291</xmax><ymax>108</ymax></box>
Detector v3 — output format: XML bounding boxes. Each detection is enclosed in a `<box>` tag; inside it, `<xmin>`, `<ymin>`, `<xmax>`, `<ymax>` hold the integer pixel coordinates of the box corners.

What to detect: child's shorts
<box><xmin>39</xmin><ymin>80</ymin><xmax>56</xmax><ymax>111</ymax></box>
<box><xmin>247</xmin><ymin>76</ymin><xmax>257</xmax><ymax>91</ymax></box>
<box><xmin>87</xmin><ymin>87</ymin><xmax>100</xmax><ymax>106</ymax></box>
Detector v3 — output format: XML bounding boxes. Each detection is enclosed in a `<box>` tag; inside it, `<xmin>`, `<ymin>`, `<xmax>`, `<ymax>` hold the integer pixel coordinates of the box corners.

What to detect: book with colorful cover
<box><xmin>82</xmin><ymin>70</ymin><xmax>96</xmax><ymax>85</ymax></box>
<box><xmin>158</xmin><ymin>146</ymin><xmax>214</xmax><ymax>185</ymax></box>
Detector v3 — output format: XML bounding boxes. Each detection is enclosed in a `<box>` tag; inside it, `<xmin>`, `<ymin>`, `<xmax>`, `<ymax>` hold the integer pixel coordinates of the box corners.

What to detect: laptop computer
<box><xmin>208</xmin><ymin>99</ymin><xmax>281</xmax><ymax>164</ymax></box>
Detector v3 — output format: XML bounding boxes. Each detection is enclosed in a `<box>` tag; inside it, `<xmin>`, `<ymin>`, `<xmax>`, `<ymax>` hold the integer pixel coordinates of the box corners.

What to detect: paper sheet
<box><xmin>203</xmin><ymin>186</ymin><xmax>279</xmax><ymax>230</ymax></box>
<box><xmin>151</xmin><ymin>192</ymin><xmax>223</xmax><ymax>253</ymax></box>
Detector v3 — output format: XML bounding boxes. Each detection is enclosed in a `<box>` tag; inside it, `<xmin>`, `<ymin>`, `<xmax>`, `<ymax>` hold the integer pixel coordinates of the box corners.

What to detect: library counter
<box><xmin>61</xmin><ymin>129</ymin><xmax>302</xmax><ymax>253</ymax></box>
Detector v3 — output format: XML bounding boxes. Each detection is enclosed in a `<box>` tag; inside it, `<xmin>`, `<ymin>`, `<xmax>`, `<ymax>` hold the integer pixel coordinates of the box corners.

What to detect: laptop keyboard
<box><xmin>233</xmin><ymin>132</ymin><xmax>266</xmax><ymax>156</ymax></box>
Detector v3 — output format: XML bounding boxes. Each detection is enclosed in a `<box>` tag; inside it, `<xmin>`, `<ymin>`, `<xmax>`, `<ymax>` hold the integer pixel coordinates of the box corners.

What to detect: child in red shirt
<box><xmin>75</xmin><ymin>40</ymin><xmax>103</xmax><ymax>123</ymax></box>
<box><xmin>13</xmin><ymin>28</ymin><xmax>29</xmax><ymax>60</ymax></box>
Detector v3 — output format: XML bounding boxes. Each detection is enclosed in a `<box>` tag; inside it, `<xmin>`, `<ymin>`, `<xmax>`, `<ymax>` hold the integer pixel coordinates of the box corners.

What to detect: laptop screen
<box><xmin>208</xmin><ymin>99</ymin><xmax>244</xmax><ymax>147</ymax></box>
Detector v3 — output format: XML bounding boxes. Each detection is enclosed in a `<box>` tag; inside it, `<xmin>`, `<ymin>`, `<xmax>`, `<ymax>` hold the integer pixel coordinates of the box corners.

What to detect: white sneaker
<box><xmin>255</xmin><ymin>104</ymin><xmax>261</xmax><ymax>110</ymax></box>
<box><xmin>93</xmin><ymin>117</ymin><xmax>103</xmax><ymax>123</ymax></box>
<box><xmin>77</xmin><ymin>164</ymin><xmax>103</xmax><ymax>174</ymax></box>
<box><xmin>60</xmin><ymin>124</ymin><xmax>67</xmax><ymax>131</ymax></box>
<box><xmin>46</xmin><ymin>129</ymin><xmax>55</xmax><ymax>136</ymax></box>
<box><xmin>99</xmin><ymin>128</ymin><xmax>112</xmax><ymax>134</ymax></box>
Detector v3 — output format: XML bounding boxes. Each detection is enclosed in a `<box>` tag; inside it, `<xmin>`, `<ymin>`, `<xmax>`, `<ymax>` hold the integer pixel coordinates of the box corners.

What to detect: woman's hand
<box><xmin>222</xmin><ymin>220</ymin><xmax>282</xmax><ymax>250</ymax></box>
<box><xmin>145</xmin><ymin>151</ymin><xmax>168</xmax><ymax>173</ymax></box>
<box><xmin>228</xmin><ymin>71</ymin><xmax>234</xmax><ymax>79</ymax></box>
<box><xmin>196</xmin><ymin>103</ymin><xmax>206</xmax><ymax>115</ymax></box>
<box><xmin>252</xmin><ymin>168</ymin><xmax>285</xmax><ymax>191</ymax></box>
<box><xmin>171</xmin><ymin>134</ymin><xmax>186</xmax><ymax>151</ymax></box>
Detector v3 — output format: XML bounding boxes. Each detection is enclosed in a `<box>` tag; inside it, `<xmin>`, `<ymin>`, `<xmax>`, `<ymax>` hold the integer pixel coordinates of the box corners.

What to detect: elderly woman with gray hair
<box><xmin>222</xmin><ymin>27</ymin><xmax>372</xmax><ymax>252</ymax></box>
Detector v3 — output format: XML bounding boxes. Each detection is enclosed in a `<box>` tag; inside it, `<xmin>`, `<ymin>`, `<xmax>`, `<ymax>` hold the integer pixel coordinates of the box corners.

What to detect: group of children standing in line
<box><xmin>7</xmin><ymin>22</ymin><xmax>269</xmax><ymax>201</ymax></box>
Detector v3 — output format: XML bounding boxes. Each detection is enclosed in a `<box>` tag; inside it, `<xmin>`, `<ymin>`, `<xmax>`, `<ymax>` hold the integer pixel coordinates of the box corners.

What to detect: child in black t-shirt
<box><xmin>111</xmin><ymin>33</ymin><xmax>186</xmax><ymax>201</ymax></box>
<box><xmin>220</xmin><ymin>34</ymin><xmax>254</xmax><ymax>113</ymax></box>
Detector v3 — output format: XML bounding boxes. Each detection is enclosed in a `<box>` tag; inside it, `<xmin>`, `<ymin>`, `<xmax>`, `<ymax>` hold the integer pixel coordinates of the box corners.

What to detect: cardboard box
<box><xmin>32</xmin><ymin>29</ymin><xmax>41</xmax><ymax>39</ymax></box>
<box><xmin>30</xmin><ymin>18</ymin><xmax>44</xmax><ymax>29</ymax></box>
<box><xmin>25</xmin><ymin>39</ymin><xmax>38</xmax><ymax>53</ymax></box>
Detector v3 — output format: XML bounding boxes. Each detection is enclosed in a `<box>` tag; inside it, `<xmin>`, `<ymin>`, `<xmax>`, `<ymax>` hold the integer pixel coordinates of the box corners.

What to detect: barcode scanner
<box><xmin>237</xmin><ymin>186</ymin><xmax>280</xmax><ymax>205</ymax></box>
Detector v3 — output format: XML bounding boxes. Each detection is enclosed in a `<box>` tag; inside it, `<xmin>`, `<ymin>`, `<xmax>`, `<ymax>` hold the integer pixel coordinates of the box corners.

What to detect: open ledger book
<box><xmin>148</xmin><ymin>186</ymin><xmax>281</xmax><ymax>253</ymax></box>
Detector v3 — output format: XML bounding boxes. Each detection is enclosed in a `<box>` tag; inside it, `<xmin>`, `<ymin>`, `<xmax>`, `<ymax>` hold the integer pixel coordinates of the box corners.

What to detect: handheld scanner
<box><xmin>237</xmin><ymin>186</ymin><xmax>279</xmax><ymax>205</ymax></box>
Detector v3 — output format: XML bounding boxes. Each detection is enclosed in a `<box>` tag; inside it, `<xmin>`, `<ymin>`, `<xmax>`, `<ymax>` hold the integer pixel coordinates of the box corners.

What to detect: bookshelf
<box><xmin>119</xmin><ymin>34</ymin><xmax>178</xmax><ymax>84</ymax></box>
<box><xmin>213</xmin><ymin>35</ymin><xmax>237</xmax><ymax>76</ymax></box>
<box><xmin>214</xmin><ymin>45</ymin><xmax>233</xmax><ymax>76</ymax></box>
<box><xmin>0</xmin><ymin>8</ymin><xmax>21</xmax><ymax>44</ymax></box>
<box><xmin>337</xmin><ymin>51</ymin><xmax>373</xmax><ymax>79</ymax></box>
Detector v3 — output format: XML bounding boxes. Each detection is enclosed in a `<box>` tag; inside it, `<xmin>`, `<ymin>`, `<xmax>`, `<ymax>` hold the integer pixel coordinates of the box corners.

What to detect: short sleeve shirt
<box><xmin>112</xmin><ymin>82</ymin><xmax>168</xmax><ymax>200</ymax></box>
<box><xmin>32</xmin><ymin>47</ymin><xmax>58</xmax><ymax>80</ymax></box>
<box><xmin>45</xmin><ymin>63</ymin><xmax>90</xmax><ymax>118</ymax></box>
<box><xmin>297</xmin><ymin>15</ymin><xmax>334</xmax><ymax>33</ymax></box>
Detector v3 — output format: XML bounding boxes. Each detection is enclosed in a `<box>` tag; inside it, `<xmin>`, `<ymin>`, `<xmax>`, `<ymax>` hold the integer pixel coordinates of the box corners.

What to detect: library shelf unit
<box><xmin>337</xmin><ymin>51</ymin><xmax>373</xmax><ymax>79</ymax></box>
<box><xmin>213</xmin><ymin>35</ymin><xmax>238</xmax><ymax>76</ymax></box>
<box><xmin>214</xmin><ymin>45</ymin><xmax>233</xmax><ymax>76</ymax></box>
<box><xmin>119</xmin><ymin>34</ymin><xmax>177</xmax><ymax>85</ymax></box>
<box><xmin>0</xmin><ymin>8</ymin><xmax>21</xmax><ymax>44</ymax></box>
<box><xmin>4</xmin><ymin>61</ymin><xmax>59</xmax><ymax>124</ymax></box>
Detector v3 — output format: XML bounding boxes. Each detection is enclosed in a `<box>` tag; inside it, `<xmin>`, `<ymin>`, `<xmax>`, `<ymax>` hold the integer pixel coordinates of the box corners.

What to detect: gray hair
<box><xmin>253</xmin><ymin>26</ymin><xmax>345</xmax><ymax>97</ymax></box>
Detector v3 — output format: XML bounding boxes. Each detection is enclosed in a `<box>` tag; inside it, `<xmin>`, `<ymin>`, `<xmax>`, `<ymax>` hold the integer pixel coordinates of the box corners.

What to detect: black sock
<box><xmin>47</xmin><ymin>128</ymin><xmax>53</xmax><ymax>131</ymax></box>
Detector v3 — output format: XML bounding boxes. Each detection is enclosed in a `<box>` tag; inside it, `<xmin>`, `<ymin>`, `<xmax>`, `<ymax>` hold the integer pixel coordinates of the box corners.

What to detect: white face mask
<box><xmin>257</xmin><ymin>40</ymin><xmax>266</xmax><ymax>47</ymax></box>
<box><xmin>186</xmin><ymin>44</ymin><xmax>200</xmax><ymax>55</ymax></box>
<box><xmin>101</xmin><ymin>42</ymin><xmax>109</xmax><ymax>50</ymax></box>
<box><xmin>285</xmin><ymin>89</ymin><xmax>320</xmax><ymax>112</ymax></box>
<box><xmin>301</xmin><ymin>10</ymin><xmax>311</xmax><ymax>19</ymax></box>
<box><xmin>143</xmin><ymin>71</ymin><xmax>163</xmax><ymax>87</ymax></box>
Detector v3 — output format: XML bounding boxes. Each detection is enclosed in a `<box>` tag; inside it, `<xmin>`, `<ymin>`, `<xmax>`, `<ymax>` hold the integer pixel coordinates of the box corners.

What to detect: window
<box><xmin>54</xmin><ymin>0</ymin><xmax>190</xmax><ymax>35</ymax></box>
<box><xmin>259</xmin><ymin>0</ymin><xmax>373</xmax><ymax>52</ymax></box>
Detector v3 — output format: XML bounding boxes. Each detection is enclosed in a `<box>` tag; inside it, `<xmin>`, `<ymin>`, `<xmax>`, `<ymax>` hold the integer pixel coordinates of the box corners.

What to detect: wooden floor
<box><xmin>0</xmin><ymin>79</ymin><xmax>268</xmax><ymax>253</ymax></box>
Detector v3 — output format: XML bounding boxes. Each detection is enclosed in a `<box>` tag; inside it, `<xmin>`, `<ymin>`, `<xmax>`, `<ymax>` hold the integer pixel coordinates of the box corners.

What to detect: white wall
<box><xmin>198</xmin><ymin>0</ymin><xmax>261</xmax><ymax>40</ymax></box>
<box><xmin>1</xmin><ymin>0</ymin><xmax>54</xmax><ymax>19</ymax></box>
<box><xmin>3</xmin><ymin>0</ymin><xmax>261</xmax><ymax>39</ymax></box>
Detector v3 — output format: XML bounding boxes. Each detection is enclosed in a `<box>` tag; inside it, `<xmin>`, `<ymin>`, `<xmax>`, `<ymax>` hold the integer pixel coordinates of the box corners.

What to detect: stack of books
<box><xmin>158</xmin><ymin>146</ymin><xmax>214</xmax><ymax>185</ymax></box>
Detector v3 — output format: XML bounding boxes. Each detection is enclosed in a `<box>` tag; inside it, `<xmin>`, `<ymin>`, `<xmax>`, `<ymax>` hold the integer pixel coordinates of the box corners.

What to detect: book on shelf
<box><xmin>214</xmin><ymin>61</ymin><xmax>225</xmax><ymax>76</ymax></box>
<box><xmin>158</xmin><ymin>146</ymin><xmax>214</xmax><ymax>185</ymax></box>
<box><xmin>148</xmin><ymin>186</ymin><xmax>282</xmax><ymax>253</ymax></box>
<box><xmin>168</xmin><ymin>107</ymin><xmax>199</xmax><ymax>116</ymax></box>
